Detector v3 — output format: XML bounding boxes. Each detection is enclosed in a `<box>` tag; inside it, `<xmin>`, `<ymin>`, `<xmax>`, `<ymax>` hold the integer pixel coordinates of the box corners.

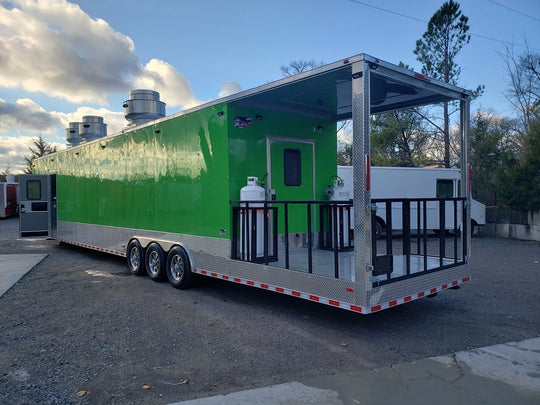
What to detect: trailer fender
<box><xmin>166</xmin><ymin>245</ymin><xmax>194</xmax><ymax>289</ymax></box>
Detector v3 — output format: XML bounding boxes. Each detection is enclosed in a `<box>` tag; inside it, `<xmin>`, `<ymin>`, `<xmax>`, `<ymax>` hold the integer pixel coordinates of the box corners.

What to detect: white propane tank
<box><xmin>327</xmin><ymin>177</ymin><xmax>351</xmax><ymax>247</ymax></box>
<box><xmin>329</xmin><ymin>178</ymin><xmax>350</xmax><ymax>201</ymax></box>
<box><xmin>240</xmin><ymin>177</ymin><xmax>266</xmax><ymax>260</ymax></box>
<box><xmin>240</xmin><ymin>176</ymin><xmax>265</xmax><ymax>202</ymax></box>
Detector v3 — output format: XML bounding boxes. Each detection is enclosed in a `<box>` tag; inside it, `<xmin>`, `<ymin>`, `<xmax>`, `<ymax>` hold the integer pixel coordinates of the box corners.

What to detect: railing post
<box><xmin>333</xmin><ymin>203</ymin><xmax>340</xmax><ymax>278</ymax></box>
<box><xmin>231</xmin><ymin>207</ymin><xmax>238</xmax><ymax>260</ymax></box>
<box><xmin>423</xmin><ymin>200</ymin><xmax>428</xmax><ymax>272</ymax></box>
<box><xmin>263</xmin><ymin>202</ymin><xmax>269</xmax><ymax>264</ymax></box>
<box><xmin>284</xmin><ymin>203</ymin><xmax>289</xmax><ymax>269</ymax></box>
<box><xmin>462</xmin><ymin>199</ymin><xmax>468</xmax><ymax>262</ymax></box>
<box><xmin>403</xmin><ymin>200</ymin><xmax>411</xmax><ymax>276</ymax></box>
<box><xmin>453</xmin><ymin>199</ymin><xmax>458</xmax><ymax>263</ymax></box>
<box><xmin>307</xmin><ymin>203</ymin><xmax>313</xmax><ymax>274</ymax></box>
<box><xmin>416</xmin><ymin>200</ymin><xmax>421</xmax><ymax>255</ymax></box>
<box><xmin>243</xmin><ymin>203</ymin><xmax>249</xmax><ymax>261</ymax></box>
<box><xmin>370</xmin><ymin>204</ymin><xmax>378</xmax><ymax>276</ymax></box>
<box><xmin>439</xmin><ymin>200</ymin><xmax>446</xmax><ymax>267</ymax></box>
<box><xmin>250</xmin><ymin>205</ymin><xmax>257</xmax><ymax>262</ymax></box>
<box><xmin>385</xmin><ymin>201</ymin><xmax>392</xmax><ymax>255</ymax></box>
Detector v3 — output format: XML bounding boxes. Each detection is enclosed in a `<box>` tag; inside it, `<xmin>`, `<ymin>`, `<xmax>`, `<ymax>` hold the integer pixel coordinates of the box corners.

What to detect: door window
<box><xmin>27</xmin><ymin>180</ymin><xmax>42</xmax><ymax>200</ymax></box>
<box><xmin>284</xmin><ymin>148</ymin><xmax>301</xmax><ymax>186</ymax></box>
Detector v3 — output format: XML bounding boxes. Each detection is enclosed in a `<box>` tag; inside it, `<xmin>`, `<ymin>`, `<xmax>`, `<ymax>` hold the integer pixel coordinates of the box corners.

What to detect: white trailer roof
<box><xmin>181</xmin><ymin>53</ymin><xmax>472</xmax><ymax>122</ymax></box>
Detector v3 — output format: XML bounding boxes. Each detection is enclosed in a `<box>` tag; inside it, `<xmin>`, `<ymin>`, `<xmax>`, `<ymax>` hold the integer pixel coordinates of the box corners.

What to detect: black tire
<box><xmin>471</xmin><ymin>220</ymin><xmax>478</xmax><ymax>237</ymax></box>
<box><xmin>127</xmin><ymin>239</ymin><xmax>145</xmax><ymax>276</ymax></box>
<box><xmin>145</xmin><ymin>242</ymin><xmax>166</xmax><ymax>281</ymax></box>
<box><xmin>166</xmin><ymin>246</ymin><xmax>193</xmax><ymax>289</ymax></box>
<box><xmin>375</xmin><ymin>219</ymin><xmax>384</xmax><ymax>239</ymax></box>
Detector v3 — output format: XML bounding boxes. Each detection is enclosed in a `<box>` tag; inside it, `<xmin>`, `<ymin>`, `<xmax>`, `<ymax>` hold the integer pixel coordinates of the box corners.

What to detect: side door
<box><xmin>267</xmin><ymin>137</ymin><xmax>315</xmax><ymax>234</ymax></box>
<box><xmin>19</xmin><ymin>174</ymin><xmax>57</xmax><ymax>237</ymax></box>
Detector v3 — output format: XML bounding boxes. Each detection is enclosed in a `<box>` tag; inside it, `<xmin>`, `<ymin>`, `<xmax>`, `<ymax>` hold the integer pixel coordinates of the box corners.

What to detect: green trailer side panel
<box><xmin>227</xmin><ymin>105</ymin><xmax>337</xmax><ymax>233</ymax></box>
<box><xmin>34</xmin><ymin>105</ymin><xmax>230</xmax><ymax>239</ymax></box>
<box><xmin>227</xmin><ymin>105</ymin><xmax>337</xmax><ymax>201</ymax></box>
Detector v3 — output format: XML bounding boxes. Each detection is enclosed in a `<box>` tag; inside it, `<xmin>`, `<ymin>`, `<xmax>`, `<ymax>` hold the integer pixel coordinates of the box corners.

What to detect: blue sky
<box><xmin>1</xmin><ymin>0</ymin><xmax>539</xmax><ymax>172</ymax></box>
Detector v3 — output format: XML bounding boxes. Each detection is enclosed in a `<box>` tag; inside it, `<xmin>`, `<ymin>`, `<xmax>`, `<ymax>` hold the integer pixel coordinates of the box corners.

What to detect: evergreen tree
<box><xmin>414</xmin><ymin>0</ymin><xmax>483</xmax><ymax>167</ymax></box>
<box><xmin>469</xmin><ymin>112</ymin><xmax>517</xmax><ymax>205</ymax></box>
<box><xmin>370</xmin><ymin>109</ymin><xmax>431</xmax><ymax>167</ymax></box>
<box><xmin>24</xmin><ymin>135</ymin><xmax>57</xmax><ymax>174</ymax></box>
<box><xmin>496</xmin><ymin>113</ymin><xmax>540</xmax><ymax>210</ymax></box>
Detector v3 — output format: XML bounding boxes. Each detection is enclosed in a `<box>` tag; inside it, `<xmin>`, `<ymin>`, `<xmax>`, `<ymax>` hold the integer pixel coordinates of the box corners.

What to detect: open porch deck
<box><xmin>231</xmin><ymin>199</ymin><xmax>467</xmax><ymax>286</ymax></box>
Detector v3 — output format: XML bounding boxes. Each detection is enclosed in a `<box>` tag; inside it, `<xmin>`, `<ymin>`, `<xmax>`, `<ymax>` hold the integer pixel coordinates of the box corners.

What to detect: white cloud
<box><xmin>0</xmin><ymin>0</ymin><xmax>239</xmax><ymax>173</ymax></box>
<box><xmin>0</xmin><ymin>135</ymin><xmax>65</xmax><ymax>174</ymax></box>
<box><xmin>135</xmin><ymin>59</ymin><xmax>202</xmax><ymax>109</ymax></box>
<box><xmin>337</xmin><ymin>120</ymin><xmax>353</xmax><ymax>145</ymax></box>
<box><xmin>219</xmin><ymin>81</ymin><xmax>242</xmax><ymax>98</ymax></box>
<box><xmin>0</xmin><ymin>97</ymin><xmax>60</xmax><ymax>134</ymax></box>
<box><xmin>0</xmin><ymin>0</ymin><xmax>140</xmax><ymax>104</ymax></box>
<box><xmin>0</xmin><ymin>0</ymin><xmax>200</xmax><ymax>109</ymax></box>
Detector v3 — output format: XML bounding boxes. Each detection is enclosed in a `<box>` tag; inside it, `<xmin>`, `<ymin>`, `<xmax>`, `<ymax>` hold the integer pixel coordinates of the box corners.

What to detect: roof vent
<box><xmin>79</xmin><ymin>116</ymin><xmax>107</xmax><ymax>142</ymax></box>
<box><xmin>123</xmin><ymin>89</ymin><xmax>166</xmax><ymax>126</ymax></box>
<box><xmin>66</xmin><ymin>122</ymin><xmax>82</xmax><ymax>146</ymax></box>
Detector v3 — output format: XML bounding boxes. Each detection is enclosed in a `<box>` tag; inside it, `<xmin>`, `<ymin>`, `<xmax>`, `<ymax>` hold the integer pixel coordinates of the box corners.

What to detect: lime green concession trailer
<box><xmin>24</xmin><ymin>54</ymin><xmax>472</xmax><ymax>314</ymax></box>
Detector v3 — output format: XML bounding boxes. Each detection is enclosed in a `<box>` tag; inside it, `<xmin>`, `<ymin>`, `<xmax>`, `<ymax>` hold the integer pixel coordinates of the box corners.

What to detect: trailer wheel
<box><xmin>166</xmin><ymin>246</ymin><xmax>193</xmax><ymax>289</ymax></box>
<box><xmin>375</xmin><ymin>218</ymin><xmax>384</xmax><ymax>239</ymax></box>
<box><xmin>145</xmin><ymin>243</ymin><xmax>166</xmax><ymax>281</ymax></box>
<box><xmin>471</xmin><ymin>220</ymin><xmax>478</xmax><ymax>237</ymax></box>
<box><xmin>127</xmin><ymin>239</ymin><xmax>145</xmax><ymax>276</ymax></box>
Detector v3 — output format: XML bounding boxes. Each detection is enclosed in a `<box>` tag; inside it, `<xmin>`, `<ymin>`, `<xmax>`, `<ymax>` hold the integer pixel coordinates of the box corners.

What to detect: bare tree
<box><xmin>280</xmin><ymin>59</ymin><xmax>324</xmax><ymax>77</ymax></box>
<box><xmin>500</xmin><ymin>42</ymin><xmax>540</xmax><ymax>136</ymax></box>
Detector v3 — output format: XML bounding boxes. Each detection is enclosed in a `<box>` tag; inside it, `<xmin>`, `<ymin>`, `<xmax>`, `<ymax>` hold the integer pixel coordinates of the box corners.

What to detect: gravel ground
<box><xmin>0</xmin><ymin>215</ymin><xmax>539</xmax><ymax>404</ymax></box>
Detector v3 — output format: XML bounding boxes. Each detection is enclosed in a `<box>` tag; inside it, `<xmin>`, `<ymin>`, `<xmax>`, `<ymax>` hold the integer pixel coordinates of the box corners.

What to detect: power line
<box><xmin>348</xmin><ymin>0</ymin><xmax>426</xmax><ymax>23</ymax></box>
<box><xmin>348</xmin><ymin>0</ymin><xmax>540</xmax><ymax>51</ymax></box>
<box><xmin>488</xmin><ymin>0</ymin><xmax>540</xmax><ymax>23</ymax></box>
<box><xmin>471</xmin><ymin>32</ymin><xmax>540</xmax><ymax>52</ymax></box>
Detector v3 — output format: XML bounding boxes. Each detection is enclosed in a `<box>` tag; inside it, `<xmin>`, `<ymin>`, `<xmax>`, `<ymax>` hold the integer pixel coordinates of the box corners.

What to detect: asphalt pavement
<box><xmin>1</xmin><ymin>244</ymin><xmax>539</xmax><ymax>404</ymax></box>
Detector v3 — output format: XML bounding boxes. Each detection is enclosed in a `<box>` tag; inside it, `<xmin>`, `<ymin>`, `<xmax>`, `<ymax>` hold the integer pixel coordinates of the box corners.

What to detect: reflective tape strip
<box><xmin>192</xmin><ymin>268</ymin><xmax>364</xmax><ymax>314</ymax></box>
<box><xmin>369</xmin><ymin>276</ymin><xmax>471</xmax><ymax>314</ymax></box>
<box><xmin>193</xmin><ymin>268</ymin><xmax>470</xmax><ymax>314</ymax></box>
<box><xmin>59</xmin><ymin>239</ymin><xmax>126</xmax><ymax>257</ymax></box>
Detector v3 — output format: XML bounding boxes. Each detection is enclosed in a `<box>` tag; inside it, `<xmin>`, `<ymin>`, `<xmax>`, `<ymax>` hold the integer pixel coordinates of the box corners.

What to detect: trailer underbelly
<box><xmin>57</xmin><ymin>220</ymin><xmax>469</xmax><ymax>314</ymax></box>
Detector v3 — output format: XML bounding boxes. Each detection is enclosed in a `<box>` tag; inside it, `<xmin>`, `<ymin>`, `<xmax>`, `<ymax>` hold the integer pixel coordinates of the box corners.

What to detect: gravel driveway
<box><xmin>1</xmin><ymin>215</ymin><xmax>539</xmax><ymax>404</ymax></box>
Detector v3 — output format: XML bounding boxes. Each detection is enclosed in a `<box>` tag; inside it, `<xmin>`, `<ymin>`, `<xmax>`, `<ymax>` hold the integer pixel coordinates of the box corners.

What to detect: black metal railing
<box><xmin>319</xmin><ymin>202</ymin><xmax>354</xmax><ymax>252</ymax></box>
<box><xmin>231</xmin><ymin>203</ymin><xmax>278</xmax><ymax>263</ymax></box>
<box><xmin>231</xmin><ymin>200</ymin><xmax>353</xmax><ymax>278</ymax></box>
<box><xmin>231</xmin><ymin>198</ymin><xmax>467</xmax><ymax>284</ymax></box>
<box><xmin>371</xmin><ymin>197</ymin><xmax>467</xmax><ymax>286</ymax></box>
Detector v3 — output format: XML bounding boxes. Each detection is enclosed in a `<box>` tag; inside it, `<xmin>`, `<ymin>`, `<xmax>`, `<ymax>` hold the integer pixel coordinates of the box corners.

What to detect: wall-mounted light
<box><xmin>217</xmin><ymin>111</ymin><xmax>224</xmax><ymax>116</ymax></box>
<box><xmin>316</xmin><ymin>125</ymin><xmax>324</xmax><ymax>132</ymax></box>
<box><xmin>256</xmin><ymin>115</ymin><xmax>263</xmax><ymax>120</ymax></box>
<box><xmin>153</xmin><ymin>129</ymin><xmax>161</xmax><ymax>135</ymax></box>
